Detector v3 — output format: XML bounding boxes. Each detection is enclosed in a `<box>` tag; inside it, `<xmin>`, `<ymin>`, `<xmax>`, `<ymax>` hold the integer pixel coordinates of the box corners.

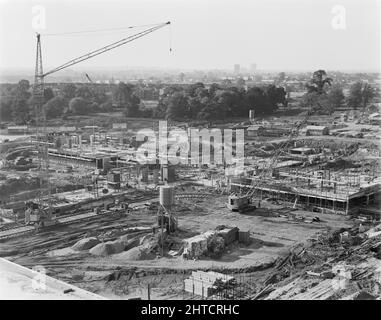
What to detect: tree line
<box><xmin>0</xmin><ymin>80</ymin><xmax>143</xmax><ymax>124</ymax></box>
<box><xmin>0</xmin><ymin>71</ymin><xmax>377</xmax><ymax>125</ymax></box>
<box><xmin>301</xmin><ymin>70</ymin><xmax>376</xmax><ymax>114</ymax></box>
<box><xmin>154</xmin><ymin>82</ymin><xmax>287</xmax><ymax>121</ymax></box>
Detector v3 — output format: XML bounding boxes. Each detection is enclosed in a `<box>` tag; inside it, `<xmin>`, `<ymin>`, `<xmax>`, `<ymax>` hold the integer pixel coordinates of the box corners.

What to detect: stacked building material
<box><xmin>216</xmin><ymin>227</ymin><xmax>239</xmax><ymax>245</ymax></box>
<box><xmin>238</xmin><ymin>230</ymin><xmax>251</xmax><ymax>244</ymax></box>
<box><xmin>184</xmin><ymin>271</ymin><xmax>235</xmax><ymax>298</ymax></box>
<box><xmin>183</xmin><ymin>230</ymin><xmax>216</xmax><ymax>259</ymax></box>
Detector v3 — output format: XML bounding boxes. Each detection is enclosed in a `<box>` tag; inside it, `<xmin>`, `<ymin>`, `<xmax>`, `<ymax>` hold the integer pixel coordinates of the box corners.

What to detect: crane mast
<box><xmin>32</xmin><ymin>21</ymin><xmax>171</xmax><ymax>215</ymax></box>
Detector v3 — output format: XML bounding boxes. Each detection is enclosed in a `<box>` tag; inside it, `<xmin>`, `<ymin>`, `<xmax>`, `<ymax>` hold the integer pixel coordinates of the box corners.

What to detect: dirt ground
<box><xmin>0</xmin><ymin>191</ymin><xmax>353</xmax><ymax>300</ymax></box>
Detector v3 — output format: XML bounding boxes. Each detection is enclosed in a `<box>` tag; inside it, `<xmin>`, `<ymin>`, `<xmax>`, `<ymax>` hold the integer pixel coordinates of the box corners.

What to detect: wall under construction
<box><xmin>230</xmin><ymin>168</ymin><xmax>381</xmax><ymax>215</ymax></box>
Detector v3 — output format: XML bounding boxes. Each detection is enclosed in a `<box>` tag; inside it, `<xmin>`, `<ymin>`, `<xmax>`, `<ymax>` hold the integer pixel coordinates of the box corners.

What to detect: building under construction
<box><xmin>230</xmin><ymin>166</ymin><xmax>381</xmax><ymax>216</ymax></box>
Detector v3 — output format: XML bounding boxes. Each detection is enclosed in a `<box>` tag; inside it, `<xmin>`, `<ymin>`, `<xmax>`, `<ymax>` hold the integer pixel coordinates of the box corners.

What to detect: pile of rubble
<box><xmin>254</xmin><ymin>224</ymin><xmax>381</xmax><ymax>300</ymax></box>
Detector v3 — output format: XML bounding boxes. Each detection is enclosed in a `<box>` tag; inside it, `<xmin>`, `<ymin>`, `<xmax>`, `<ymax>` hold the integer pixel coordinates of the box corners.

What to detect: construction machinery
<box><xmin>24</xmin><ymin>201</ymin><xmax>58</xmax><ymax>229</ymax></box>
<box><xmin>30</xmin><ymin>22</ymin><xmax>171</xmax><ymax>227</ymax></box>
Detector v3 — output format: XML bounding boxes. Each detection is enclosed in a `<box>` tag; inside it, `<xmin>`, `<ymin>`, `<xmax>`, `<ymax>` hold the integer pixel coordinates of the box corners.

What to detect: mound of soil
<box><xmin>89</xmin><ymin>240</ymin><xmax>125</xmax><ymax>256</ymax></box>
<box><xmin>72</xmin><ymin>237</ymin><xmax>100</xmax><ymax>251</ymax></box>
<box><xmin>119</xmin><ymin>235</ymin><xmax>140</xmax><ymax>250</ymax></box>
<box><xmin>115</xmin><ymin>245</ymin><xmax>155</xmax><ymax>261</ymax></box>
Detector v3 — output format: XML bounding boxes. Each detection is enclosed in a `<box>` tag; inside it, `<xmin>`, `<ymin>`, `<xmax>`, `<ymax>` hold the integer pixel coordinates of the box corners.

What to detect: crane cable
<box><xmin>169</xmin><ymin>22</ymin><xmax>172</xmax><ymax>52</ymax></box>
<box><xmin>42</xmin><ymin>22</ymin><xmax>165</xmax><ymax>37</ymax></box>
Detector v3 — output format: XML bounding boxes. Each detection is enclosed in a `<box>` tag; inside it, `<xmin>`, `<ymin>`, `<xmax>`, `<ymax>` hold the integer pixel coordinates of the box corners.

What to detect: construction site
<box><xmin>0</xmin><ymin>20</ymin><xmax>381</xmax><ymax>301</ymax></box>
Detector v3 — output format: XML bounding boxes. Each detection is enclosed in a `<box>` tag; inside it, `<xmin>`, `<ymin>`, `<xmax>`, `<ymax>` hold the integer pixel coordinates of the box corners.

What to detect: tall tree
<box><xmin>43</xmin><ymin>87</ymin><xmax>54</xmax><ymax>103</ymax></box>
<box><xmin>278</xmin><ymin>72</ymin><xmax>286</xmax><ymax>82</ymax></box>
<box><xmin>306</xmin><ymin>70</ymin><xmax>332</xmax><ymax>94</ymax></box>
<box><xmin>347</xmin><ymin>82</ymin><xmax>375</xmax><ymax>110</ymax></box>
<box><xmin>11</xmin><ymin>80</ymin><xmax>32</xmax><ymax>124</ymax></box>
<box><xmin>115</xmin><ymin>82</ymin><xmax>140</xmax><ymax>117</ymax></box>
<box><xmin>165</xmin><ymin>92</ymin><xmax>189</xmax><ymax>120</ymax></box>
<box><xmin>12</xmin><ymin>98</ymin><xmax>30</xmax><ymax>124</ymax></box>
<box><xmin>69</xmin><ymin>97</ymin><xmax>90</xmax><ymax>115</ymax></box>
<box><xmin>61</xmin><ymin>83</ymin><xmax>77</xmax><ymax>102</ymax></box>
<box><xmin>0</xmin><ymin>97</ymin><xmax>13</xmax><ymax>121</ymax></box>
<box><xmin>44</xmin><ymin>96</ymin><xmax>64</xmax><ymax>118</ymax></box>
<box><xmin>327</xmin><ymin>85</ymin><xmax>345</xmax><ymax>113</ymax></box>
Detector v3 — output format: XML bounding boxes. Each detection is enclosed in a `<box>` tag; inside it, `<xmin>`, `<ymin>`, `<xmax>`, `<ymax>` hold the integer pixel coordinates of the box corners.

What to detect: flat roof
<box><xmin>0</xmin><ymin>258</ymin><xmax>106</xmax><ymax>300</ymax></box>
<box><xmin>305</xmin><ymin>125</ymin><xmax>328</xmax><ymax>130</ymax></box>
<box><xmin>291</xmin><ymin>147</ymin><xmax>313</xmax><ymax>152</ymax></box>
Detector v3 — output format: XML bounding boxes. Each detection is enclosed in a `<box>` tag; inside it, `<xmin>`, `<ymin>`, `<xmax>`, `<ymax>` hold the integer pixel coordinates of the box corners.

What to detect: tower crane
<box><xmin>30</xmin><ymin>21</ymin><xmax>171</xmax><ymax>228</ymax></box>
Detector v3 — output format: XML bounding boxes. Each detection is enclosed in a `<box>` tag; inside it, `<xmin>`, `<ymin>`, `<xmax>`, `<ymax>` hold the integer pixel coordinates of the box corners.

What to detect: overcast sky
<box><xmin>0</xmin><ymin>0</ymin><xmax>380</xmax><ymax>73</ymax></box>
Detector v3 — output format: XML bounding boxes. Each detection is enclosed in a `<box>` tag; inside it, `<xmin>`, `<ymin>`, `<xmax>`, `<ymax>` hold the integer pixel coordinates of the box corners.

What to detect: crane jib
<box><xmin>43</xmin><ymin>22</ymin><xmax>170</xmax><ymax>77</ymax></box>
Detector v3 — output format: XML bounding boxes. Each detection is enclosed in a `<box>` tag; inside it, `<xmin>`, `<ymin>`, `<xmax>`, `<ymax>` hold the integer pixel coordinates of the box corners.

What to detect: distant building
<box><xmin>290</xmin><ymin>147</ymin><xmax>314</xmax><ymax>156</ymax></box>
<box><xmin>305</xmin><ymin>125</ymin><xmax>329</xmax><ymax>136</ymax></box>
<box><xmin>112</xmin><ymin>123</ymin><xmax>127</xmax><ymax>130</ymax></box>
<box><xmin>250</xmin><ymin>63</ymin><xmax>257</xmax><ymax>73</ymax></box>
<box><xmin>247</xmin><ymin>125</ymin><xmax>264</xmax><ymax>137</ymax></box>
<box><xmin>234</xmin><ymin>64</ymin><xmax>240</xmax><ymax>74</ymax></box>
<box><xmin>7</xmin><ymin>126</ymin><xmax>28</xmax><ymax>134</ymax></box>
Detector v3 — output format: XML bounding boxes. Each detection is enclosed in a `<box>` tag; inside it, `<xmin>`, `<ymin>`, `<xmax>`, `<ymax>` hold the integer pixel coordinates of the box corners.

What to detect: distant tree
<box><xmin>99</xmin><ymin>101</ymin><xmax>113</xmax><ymax>113</ymax></box>
<box><xmin>75</xmin><ymin>85</ymin><xmax>93</xmax><ymax>100</ymax></box>
<box><xmin>306</xmin><ymin>70</ymin><xmax>332</xmax><ymax>94</ymax></box>
<box><xmin>11</xmin><ymin>80</ymin><xmax>32</xmax><ymax>123</ymax></box>
<box><xmin>213</xmin><ymin>89</ymin><xmax>242</xmax><ymax>118</ymax></box>
<box><xmin>361</xmin><ymin>83</ymin><xmax>375</xmax><ymax>110</ymax></box>
<box><xmin>12</xmin><ymin>98</ymin><xmax>30</xmax><ymax>124</ymax></box>
<box><xmin>347</xmin><ymin>82</ymin><xmax>375</xmax><ymax>111</ymax></box>
<box><xmin>90</xmin><ymin>102</ymin><xmax>100</xmax><ymax>112</ymax></box>
<box><xmin>197</xmin><ymin>100</ymin><xmax>222</xmax><ymax>120</ymax></box>
<box><xmin>188</xmin><ymin>96</ymin><xmax>204</xmax><ymax>119</ymax></box>
<box><xmin>246</xmin><ymin>87</ymin><xmax>272</xmax><ymax>115</ymax></box>
<box><xmin>0</xmin><ymin>97</ymin><xmax>13</xmax><ymax>121</ymax></box>
<box><xmin>17</xmin><ymin>79</ymin><xmax>30</xmax><ymax>92</ymax></box>
<box><xmin>43</xmin><ymin>87</ymin><xmax>54</xmax><ymax>103</ymax></box>
<box><xmin>327</xmin><ymin>85</ymin><xmax>345</xmax><ymax>113</ymax></box>
<box><xmin>165</xmin><ymin>92</ymin><xmax>189</xmax><ymax>120</ymax></box>
<box><xmin>236</xmin><ymin>78</ymin><xmax>246</xmax><ymax>87</ymax></box>
<box><xmin>186</xmin><ymin>82</ymin><xmax>205</xmax><ymax>96</ymax></box>
<box><xmin>69</xmin><ymin>97</ymin><xmax>90</xmax><ymax>115</ymax></box>
<box><xmin>208</xmin><ymin>83</ymin><xmax>221</xmax><ymax>96</ymax></box>
<box><xmin>347</xmin><ymin>82</ymin><xmax>362</xmax><ymax>110</ymax></box>
<box><xmin>93</xmin><ymin>87</ymin><xmax>109</xmax><ymax>105</ymax></box>
<box><xmin>44</xmin><ymin>96</ymin><xmax>64</xmax><ymax>118</ymax></box>
<box><xmin>115</xmin><ymin>82</ymin><xmax>140</xmax><ymax>117</ymax></box>
<box><xmin>301</xmin><ymin>70</ymin><xmax>334</xmax><ymax>114</ymax></box>
<box><xmin>61</xmin><ymin>83</ymin><xmax>77</xmax><ymax>102</ymax></box>
<box><xmin>300</xmin><ymin>92</ymin><xmax>330</xmax><ymax>114</ymax></box>
<box><xmin>265</xmin><ymin>85</ymin><xmax>287</xmax><ymax>109</ymax></box>
<box><xmin>221</xmin><ymin>79</ymin><xmax>232</xmax><ymax>86</ymax></box>
<box><xmin>278</xmin><ymin>72</ymin><xmax>286</xmax><ymax>82</ymax></box>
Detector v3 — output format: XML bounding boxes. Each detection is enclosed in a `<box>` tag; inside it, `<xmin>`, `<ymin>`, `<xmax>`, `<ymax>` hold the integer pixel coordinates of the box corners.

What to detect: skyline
<box><xmin>0</xmin><ymin>0</ymin><xmax>380</xmax><ymax>74</ymax></box>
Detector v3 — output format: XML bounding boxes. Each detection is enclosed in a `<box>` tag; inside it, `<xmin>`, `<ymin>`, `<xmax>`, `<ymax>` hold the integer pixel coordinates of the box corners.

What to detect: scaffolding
<box><xmin>229</xmin><ymin>165</ymin><xmax>381</xmax><ymax>215</ymax></box>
